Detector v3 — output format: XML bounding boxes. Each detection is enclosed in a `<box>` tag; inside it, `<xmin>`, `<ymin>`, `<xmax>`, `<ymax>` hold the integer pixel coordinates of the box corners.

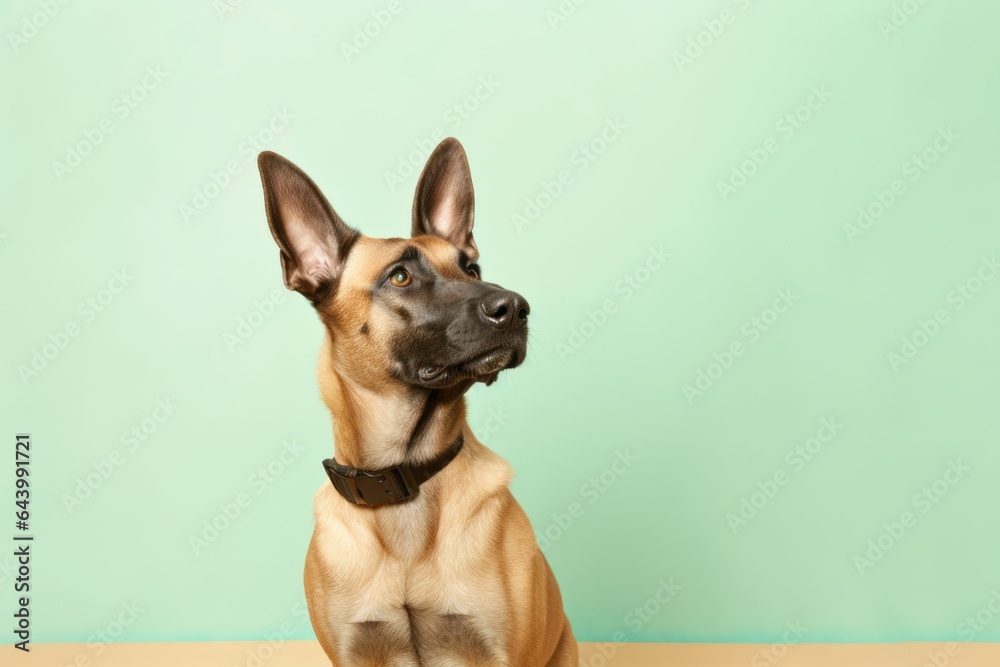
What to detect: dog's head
<box><xmin>257</xmin><ymin>138</ymin><xmax>529</xmax><ymax>391</ymax></box>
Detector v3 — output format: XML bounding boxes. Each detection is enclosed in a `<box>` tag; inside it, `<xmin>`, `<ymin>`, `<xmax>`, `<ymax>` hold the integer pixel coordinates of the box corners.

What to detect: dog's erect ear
<box><xmin>411</xmin><ymin>137</ymin><xmax>478</xmax><ymax>261</ymax></box>
<box><xmin>257</xmin><ymin>151</ymin><xmax>359</xmax><ymax>303</ymax></box>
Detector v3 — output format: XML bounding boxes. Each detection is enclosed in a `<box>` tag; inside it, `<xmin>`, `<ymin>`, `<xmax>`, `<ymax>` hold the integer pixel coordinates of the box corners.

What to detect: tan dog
<box><xmin>256</xmin><ymin>138</ymin><xmax>577</xmax><ymax>666</ymax></box>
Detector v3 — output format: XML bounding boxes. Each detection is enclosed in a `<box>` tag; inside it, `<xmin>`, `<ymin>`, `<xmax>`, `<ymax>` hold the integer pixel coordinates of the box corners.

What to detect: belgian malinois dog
<box><xmin>256</xmin><ymin>138</ymin><xmax>577</xmax><ymax>666</ymax></box>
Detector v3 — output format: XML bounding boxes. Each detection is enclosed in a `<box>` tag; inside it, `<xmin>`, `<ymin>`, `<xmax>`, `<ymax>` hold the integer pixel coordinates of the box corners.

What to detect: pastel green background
<box><xmin>2</xmin><ymin>0</ymin><xmax>999</xmax><ymax>647</ymax></box>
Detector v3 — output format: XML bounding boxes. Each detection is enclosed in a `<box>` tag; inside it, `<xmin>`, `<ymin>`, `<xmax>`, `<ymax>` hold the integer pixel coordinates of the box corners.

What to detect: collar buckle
<box><xmin>323</xmin><ymin>462</ymin><xmax>418</xmax><ymax>506</ymax></box>
<box><xmin>322</xmin><ymin>434</ymin><xmax>463</xmax><ymax>507</ymax></box>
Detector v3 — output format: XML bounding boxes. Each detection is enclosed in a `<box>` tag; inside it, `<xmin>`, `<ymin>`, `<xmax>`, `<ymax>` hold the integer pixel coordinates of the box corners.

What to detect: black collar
<box><xmin>322</xmin><ymin>435</ymin><xmax>464</xmax><ymax>507</ymax></box>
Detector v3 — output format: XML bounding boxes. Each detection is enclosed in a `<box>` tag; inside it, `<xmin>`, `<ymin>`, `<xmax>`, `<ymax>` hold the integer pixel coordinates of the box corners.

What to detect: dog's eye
<box><xmin>466</xmin><ymin>263</ymin><xmax>480</xmax><ymax>280</ymax></box>
<box><xmin>389</xmin><ymin>269</ymin><xmax>412</xmax><ymax>287</ymax></box>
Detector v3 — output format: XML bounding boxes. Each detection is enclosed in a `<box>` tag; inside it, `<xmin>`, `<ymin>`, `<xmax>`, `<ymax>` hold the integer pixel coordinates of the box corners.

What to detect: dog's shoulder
<box><xmin>457</xmin><ymin>432</ymin><xmax>516</xmax><ymax>492</ymax></box>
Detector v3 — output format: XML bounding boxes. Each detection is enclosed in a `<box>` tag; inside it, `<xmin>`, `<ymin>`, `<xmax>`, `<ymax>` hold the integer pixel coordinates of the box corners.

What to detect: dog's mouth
<box><xmin>417</xmin><ymin>347</ymin><xmax>521</xmax><ymax>388</ymax></box>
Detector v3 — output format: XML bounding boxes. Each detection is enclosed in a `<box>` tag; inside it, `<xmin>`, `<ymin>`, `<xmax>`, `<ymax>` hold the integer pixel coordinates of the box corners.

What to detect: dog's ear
<box><xmin>411</xmin><ymin>137</ymin><xmax>478</xmax><ymax>261</ymax></box>
<box><xmin>257</xmin><ymin>151</ymin><xmax>359</xmax><ymax>303</ymax></box>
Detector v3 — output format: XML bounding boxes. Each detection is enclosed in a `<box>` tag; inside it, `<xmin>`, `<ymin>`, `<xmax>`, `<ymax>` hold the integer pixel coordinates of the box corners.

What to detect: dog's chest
<box><xmin>330</xmin><ymin>559</ymin><xmax>510</xmax><ymax>666</ymax></box>
<box><xmin>311</xmin><ymin>489</ymin><xmax>513</xmax><ymax>665</ymax></box>
<box><xmin>345</xmin><ymin>605</ymin><xmax>506</xmax><ymax>666</ymax></box>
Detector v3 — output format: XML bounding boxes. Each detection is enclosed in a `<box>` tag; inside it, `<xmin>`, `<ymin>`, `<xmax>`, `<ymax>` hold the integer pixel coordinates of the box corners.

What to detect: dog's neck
<box><xmin>318</xmin><ymin>341</ymin><xmax>471</xmax><ymax>470</ymax></box>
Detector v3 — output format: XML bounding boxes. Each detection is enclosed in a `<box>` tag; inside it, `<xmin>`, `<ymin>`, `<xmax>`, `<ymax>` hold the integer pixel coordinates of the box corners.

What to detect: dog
<box><xmin>256</xmin><ymin>138</ymin><xmax>577</xmax><ymax>666</ymax></box>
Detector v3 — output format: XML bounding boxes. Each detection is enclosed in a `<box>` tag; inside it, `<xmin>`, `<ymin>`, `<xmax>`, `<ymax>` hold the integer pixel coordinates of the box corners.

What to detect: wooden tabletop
<box><xmin>19</xmin><ymin>640</ymin><xmax>999</xmax><ymax>665</ymax></box>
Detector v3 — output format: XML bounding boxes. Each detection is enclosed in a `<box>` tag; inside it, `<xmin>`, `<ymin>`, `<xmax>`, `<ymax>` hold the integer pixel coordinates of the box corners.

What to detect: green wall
<box><xmin>3</xmin><ymin>0</ymin><xmax>1000</xmax><ymax>648</ymax></box>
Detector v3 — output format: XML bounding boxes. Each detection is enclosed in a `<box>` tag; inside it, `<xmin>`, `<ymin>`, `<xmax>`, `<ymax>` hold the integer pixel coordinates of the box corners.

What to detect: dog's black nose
<box><xmin>479</xmin><ymin>291</ymin><xmax>530</xmax><ymax>331</ymax></box>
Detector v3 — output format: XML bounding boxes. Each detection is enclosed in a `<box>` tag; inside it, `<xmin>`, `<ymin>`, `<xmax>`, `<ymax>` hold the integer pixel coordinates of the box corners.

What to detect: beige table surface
<box><xmin>17</xmin><ymin>640</ymin><xmax>999</xmax><ymax>665</ymax></box>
